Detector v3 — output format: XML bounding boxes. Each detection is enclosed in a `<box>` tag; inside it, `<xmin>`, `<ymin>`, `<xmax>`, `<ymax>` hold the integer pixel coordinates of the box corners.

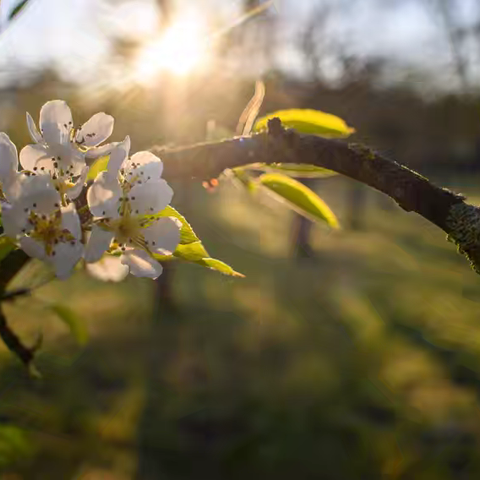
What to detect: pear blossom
<box><xmin>19</xmin><ymin>100</ymin><xmax>115</xmax><ymax>201</ymax></box>
<box><xmin>85</xmin><ymin>140</ymin><xmax>180</xmax><ymax>279</ymax></box>
<box><xmin>86</xmin><ymin>255</ymin><xmax>129</xmax><ymax>283</ymax></box>
<box><xmin>2</xmin><ymin>175</ymin><xmax>84</xmax><ymax>279</ymax></box>
<box><xmin>0</xmin><ymin>132</ymin><xmax>18</xmax><ymax>196</ymax></box>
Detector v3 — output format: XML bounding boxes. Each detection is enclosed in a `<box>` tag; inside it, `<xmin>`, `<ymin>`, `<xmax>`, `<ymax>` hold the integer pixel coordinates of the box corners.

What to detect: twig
<box><xmin>155</xmin><ymin>118</ymin><xmax>480</xmax><ymax>273</ymax></box>
<box><xmin>0</xmin><ymin>308</ymin><xmax>38</xmax><ymax>368</ymax></box>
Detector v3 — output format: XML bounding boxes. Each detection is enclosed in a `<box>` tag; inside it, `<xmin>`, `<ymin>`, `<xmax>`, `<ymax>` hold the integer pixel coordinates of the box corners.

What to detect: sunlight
<box><xmin>134</xmin><ymin>14</ymin><xmax>210</xmax><ymax>83</ymax></box>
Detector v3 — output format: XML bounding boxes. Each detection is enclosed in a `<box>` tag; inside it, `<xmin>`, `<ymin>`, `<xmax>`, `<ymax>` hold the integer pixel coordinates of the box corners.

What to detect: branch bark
<box><xmin>154</xmin><ymin>118</ymin><xmax>480</xmax><ymax>273</ymax></box>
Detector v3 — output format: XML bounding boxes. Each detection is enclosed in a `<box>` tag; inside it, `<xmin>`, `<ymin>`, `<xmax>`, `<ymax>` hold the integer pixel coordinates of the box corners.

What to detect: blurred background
<box><xmin>1</xmin><ymin>0</ymin><xmax>480</xmax><ymax>478</ymax></box>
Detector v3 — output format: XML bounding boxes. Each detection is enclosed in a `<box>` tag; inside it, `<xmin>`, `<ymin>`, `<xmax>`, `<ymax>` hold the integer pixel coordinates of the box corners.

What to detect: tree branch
<box><xmin>154</xmin><ymin>118</ymin><xmax>480</xmax><ymax>273</ymax></box>
<box><xmin>0</xmin><ymin>250</ymin><xmax>38</xmax><ymax>369</ymax></box>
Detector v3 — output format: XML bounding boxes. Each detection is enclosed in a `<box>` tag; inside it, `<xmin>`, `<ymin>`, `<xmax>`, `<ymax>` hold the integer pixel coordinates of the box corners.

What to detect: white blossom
<box><xmin>85</xmin><ymin>255</ymin><xmax>130</xmax><ymax>283</ymax></box>
<box><xmin>20</xmin><ymin>100</ymin><xmax>115</xmax><ymax>201</ymax></box>
<box><xmin>0</xmin><ymin>132</ymin><xmax>26</xmax><ymax>202</ymax></box>
<box><xmin>85</xmin><ymin>140</ymin><xmax>180</xmax><ymax>279</ymax></box>
<box><xmin>2</xmin><ymin>175</ymin><xmax>84</xmax><ymax>279</ymax></box>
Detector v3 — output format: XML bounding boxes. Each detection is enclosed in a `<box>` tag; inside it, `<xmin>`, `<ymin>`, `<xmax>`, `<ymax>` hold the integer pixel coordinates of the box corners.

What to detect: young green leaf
<box><xmin>175</xmin><ymin>241</ymin><xmax>210</xmax><ymax>262</ymax></box>
<box><xmin>149</xmin><ymin>206</ymin><xmax>199</xmax><ymax>245</ymax></box>
<box><xmin>231</xmin><ymin>167</ymin><xmax>257</xmax><ymax>193</ymax></box>
<box><xmin>152</xmin><ymin>216</ymin><xmax>244</xmax><ymax>277</ymax></box>
<box><xmin>254</xmin><ymin>109</ymin><xmax>355</xmax><ymax>138</ymax></box>
<box><xmin>236</xmin><ymin>80</ymin><xmax>266</xmax><ymax>136</ymax></box>
<box><xmin>155</xmin><ymin>242</ymin><xmax>244</xmax><ymax>277</ymax></box>
<box><xmin>259</xmin><ymin>173</ymin><xmax>339</xmax><ymax>228</ymax></box>
<box><xmin>0</xmin><ymin>236</ymin><xmax>16</xmax><ymax>263</ymax></box>
<box><xmin>198</xmin><ymin>258</ymin><xmax>245</xmax><ymax>278</ymax></box>
<box><xmin>49</xmin><ymin>304</ymin><xmax>88</xmax><ymax>346</ymax></box>
<box><xmin>86</xmin><ymin>156</ymin><xmax>109</xmax><ymax>181</ymax></box>
<box><xmin>250</xmin><ymin>163</ymin><xmax>336</xmax><ymax>179</ymax></box>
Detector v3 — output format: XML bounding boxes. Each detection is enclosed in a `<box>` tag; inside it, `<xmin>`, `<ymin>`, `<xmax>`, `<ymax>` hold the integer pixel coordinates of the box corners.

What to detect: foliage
<box><xmin>152</xmin><ymin>206</ymin><xmax>244</xmax><ymax>277</ymax></box>
<box><xmin>86</xmin><ymin>156</ymin><xmax>108</xmax><ymax>181</ymax></box>
<box><xmin>256</xmin><ymin>163</ymin><xmax>336</xmax><ymax>178</ymax></box>
<box><xmin>254</xmin><ymin>108</ymin><xmax>355</xmax><ymax>138</ymax></box>
<box><xmin>0</xmin><ymin>236</ymin><xmax>16</xmax><ymax>263</ymax></box>
<box><xmin>259</xmin><ymin>173</ymin><xmax>339</xmax><ymax>228</ymax></box>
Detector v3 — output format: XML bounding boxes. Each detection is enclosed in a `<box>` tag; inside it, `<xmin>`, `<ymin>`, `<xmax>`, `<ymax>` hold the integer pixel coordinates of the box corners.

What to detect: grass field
<box><xmin>1</xmin><ymin>174</ymin><xmax>480</xmax><ymax>479</ymax></box>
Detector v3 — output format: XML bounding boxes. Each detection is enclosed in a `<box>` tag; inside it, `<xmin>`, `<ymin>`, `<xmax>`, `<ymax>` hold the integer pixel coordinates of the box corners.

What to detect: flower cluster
<box><xmin>0</xmin><ymin>100</ymin><xmax>180</xmax><ymax>280</ymax></box>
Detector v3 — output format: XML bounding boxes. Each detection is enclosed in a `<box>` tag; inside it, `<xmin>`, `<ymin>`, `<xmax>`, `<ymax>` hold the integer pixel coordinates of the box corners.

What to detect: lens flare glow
<box><xmin>135</xmin><ymin>16</ymin><xmax>210</xmax><ymax>82</ymax></box>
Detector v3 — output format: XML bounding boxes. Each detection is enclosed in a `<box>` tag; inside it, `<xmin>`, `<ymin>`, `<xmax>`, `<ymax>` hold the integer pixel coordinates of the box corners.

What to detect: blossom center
<box><xmin>28</xmin><ymin>210</ymin><xmax>75</xmax><ymax>256</ymax></box>
<box><xmin>99</xmin><ymin>212</ymin><xmax>145</xmax><ymax>248</ymax></box>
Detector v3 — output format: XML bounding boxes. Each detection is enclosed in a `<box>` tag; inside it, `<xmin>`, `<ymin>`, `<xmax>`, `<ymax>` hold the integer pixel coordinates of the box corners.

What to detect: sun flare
<box><xmin>134</xmin><ymin>15</ymin><xmax>210</xmax><ymax>83</ymax></box>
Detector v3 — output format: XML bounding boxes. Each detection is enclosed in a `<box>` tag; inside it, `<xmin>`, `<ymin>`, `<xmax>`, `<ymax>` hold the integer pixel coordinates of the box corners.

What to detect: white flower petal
<box><xmin>2</xmin><ymin>202</ymin><xmax>28</xmax><ymax>238</ymax></box>
<box><xmin>143</xmin><ymin>217</ymin><xmax>181</xmax><ymax>255</ymax></box>
<box><xmin>49</xmin><ymin>241</ymin><xmax>83</xmax><ymax>279</ymax></box>
<box><xmin>20</xmin><ymin>237</ymin><xmax>46</xmax><ymax>261</ymax></box>
<box><xmin>66</xmin><ymin>165</ymin><xmax>89</xmax><ymax>200</ymax></box>
<box><xmin>61</xmin><ymin>203</ymin><xmax>81</xmax><ymax>239</ymax></box>
<box><xmin>39</xmin><ymin>100</ymin><xmax>73</xmax><ymax>146</ymax></box>
<box><xmin>47</xmin><ymin>142</ymin><xmax>86</xmax><ymax>176</ymax></box>
<box><xmin>19</xmin><ymin>144</ymin><xmax>54</xmax><ymax>173</ymax></box>
<box><xmin>26</xmin><ymin>112</ymin><xmax>43</xmax><ymax>143</ymax></box>
<box><xmin>85</xmin><ymin>142</ymin><xmax>118</xmax><ymax>160</ymax></box>
<box><xmin>87</xmin><ymin>170</ymin><xmax>121</xmax><ymax>218</ymax></box>
<box><xmin>3</xmin><ymin>172</ymin><xmax>28</xmax><ymax>203</ymax></box>
<box><xmin>86</xmin><ymin>255</ymin><xmax>129</xmax><ymax>282</ymax></box>
<box><xmin>124</xmin><ymin>151</ymin><xmax>163</xmax><ymax>184</ymax></box>
<box><xmin>76</xmin><ymin>112</ymin><xmax>114</xmax><ymax>147</ymax></box>
<box><xmin>121</xmin><ymin>249</ymin><xmax>163</xmax><ymax>279</ymax></box>
<box><xmin>128</xmin><ymin>180</ymin><xmax>173</xmax><ymax>216</ymax></box>
<box><xmin>129</xmin><ymin>151</ymin><xmax>163</xmax><ymax>171</ymax></box>
<box><xmin>107</xmin><ymin>136</ymin><xmax>130</xmax><ymax>177</ymax></box>
<box><xmin>85</xmin><ymin>226</ymin><xmax>115</xmax><ymax>263</ymax></box>
<box><xmin>0</xmin><ymin>133</ymin><xmax>18</xmax><ymax>185</ymax></box>
<box><xmin>20</xmin><ymin>175</ymin><xmax>61</xmax><ymax>216</ymax></box>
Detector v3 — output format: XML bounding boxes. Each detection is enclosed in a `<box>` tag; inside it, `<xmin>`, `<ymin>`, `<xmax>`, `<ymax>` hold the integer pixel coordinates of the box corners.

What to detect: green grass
<box><xmin>1</xmin><ymin>176</ymin><xmax>480</xmax><ymax>479</ymax></box>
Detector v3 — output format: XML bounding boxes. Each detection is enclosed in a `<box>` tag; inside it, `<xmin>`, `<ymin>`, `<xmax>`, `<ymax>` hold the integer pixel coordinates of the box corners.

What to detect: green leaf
<box><xmin>152</xmin><ymin>241</ymin><xmax>208</xmax><ymax>263</ymax></box>
<box><xmin>231</xmin><ymin>167</ymin><xmax>257</xmax><ymax>193</ymax></box>
<box><xmin>259</xmin><ymin>173</ymin><xmax>339</xmax><ymax>229</ymax></box>
<box><xmin>236</xmin><ymin>80</ymin><xmax>266</xmax><ymax>135</ymax></box>
<box><xmin>198</xmin><ymin>258</ymin><xmax>245</xmax><ymax>278</ymax></box>
<box><xmin>87</xmin><ymin>156</ymin><xmax>109</xmax><ymax>181</ymax></box>
<box><xmin>175</xmin><ymin>241</ymin><xmax>210</xmax><ymax>262</ymax></box>
<box><xmin>153</xmin><ymin>223</ymin><xmax>244</xmax><ymax>277</ymax></box>
<box><xmin>155</xmin><ymin>242</ymin><xmax>244</xmax><ymax>277</ymax></box>
<box><xmin>49</xmin><ymin>304</ymin><xmax>87</xmax><ymax>346</ymax></box>
<box><xmin>251</xmin><ymin>163</ymin><xmax>336</xmax><ymax>179</ymax></box>
<box><xmin>6</xmin><ymin>258</ymin><xmax>55</xmax><ymax>293</ymax></box>
<box><xmin>8</xmin><ymin>0</ymin><xmax>29</xmax><ymax>21</ymax></box>
<box><xmin>150</xmin><ymin>206</ymin><xmax>199</xmax><ymax>245</ymax></box>
<box><xmin>254</xmin><ymin>109</ymin><xmax>355</xmax><ymax>138</ymax></box>
<box><xmin>0</xmin><ymin>236</ymin><xmax>16</xmax><ymax>263</ymax></box>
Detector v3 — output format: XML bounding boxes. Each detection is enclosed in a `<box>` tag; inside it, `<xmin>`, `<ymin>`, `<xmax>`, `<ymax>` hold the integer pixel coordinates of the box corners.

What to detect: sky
<box><xmin>0</xmin><ymin>0</ymin><xmax>477</xmax><ymax>90</ymax></box>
